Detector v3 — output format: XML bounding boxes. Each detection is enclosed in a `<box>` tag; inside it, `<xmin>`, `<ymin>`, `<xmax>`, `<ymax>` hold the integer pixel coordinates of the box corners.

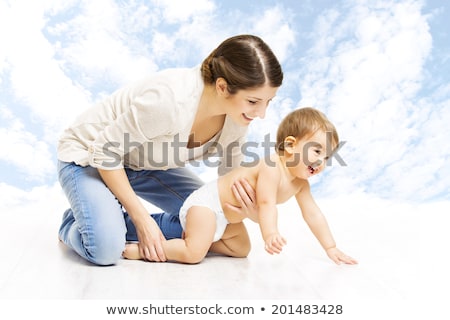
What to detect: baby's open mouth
<box><xmin>308</xmin><ymin>165</ymin><xmax>315</xmax><ymax>175</ymax></box>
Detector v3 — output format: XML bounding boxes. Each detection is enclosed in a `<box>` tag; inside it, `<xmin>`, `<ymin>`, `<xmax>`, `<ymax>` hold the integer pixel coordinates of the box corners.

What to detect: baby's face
<box><xmin>286</xmin><ymin>130</ymin><xmax>333</xmax><ymax>179</ymax></box>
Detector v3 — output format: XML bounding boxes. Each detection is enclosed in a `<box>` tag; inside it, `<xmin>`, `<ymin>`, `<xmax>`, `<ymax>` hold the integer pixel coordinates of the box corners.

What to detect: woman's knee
<box><xmin>84</xmin><ymin>220</ymin><xmax>128</xmax><ymax>265</ymax></box>
<box><xmin>85</xmin><ymin>233</ymin><xmax>126</xmax><ymax>266</ymax></box>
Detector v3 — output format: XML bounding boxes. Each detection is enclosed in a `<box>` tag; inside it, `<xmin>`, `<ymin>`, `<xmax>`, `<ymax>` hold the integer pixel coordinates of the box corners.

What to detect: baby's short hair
<box><xmin>276</xmin><ymin>107</ymin><xmax>339</xmax><ymax>154</ymax></box>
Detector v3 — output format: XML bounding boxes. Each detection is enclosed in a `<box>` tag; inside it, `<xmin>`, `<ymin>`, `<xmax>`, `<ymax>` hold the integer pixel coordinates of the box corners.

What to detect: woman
<box><xmin>57</xmin><ymin>34</ymin><xmax>283</xmax><ymax>265</ymax></box>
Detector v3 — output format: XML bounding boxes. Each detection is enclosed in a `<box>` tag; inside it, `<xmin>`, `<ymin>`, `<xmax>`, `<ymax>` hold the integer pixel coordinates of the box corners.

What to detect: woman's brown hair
<box><xmin>201</xmin><ymin>34</ymin><xmax>283</xmax><ymax>94</ymax></box>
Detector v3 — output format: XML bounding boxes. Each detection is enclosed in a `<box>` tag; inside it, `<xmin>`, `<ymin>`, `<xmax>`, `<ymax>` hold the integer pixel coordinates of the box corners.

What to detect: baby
<box><xmin>123</xmin><ymin>107</ymin><xmax>357</xmax><ymax>265</ymax></box>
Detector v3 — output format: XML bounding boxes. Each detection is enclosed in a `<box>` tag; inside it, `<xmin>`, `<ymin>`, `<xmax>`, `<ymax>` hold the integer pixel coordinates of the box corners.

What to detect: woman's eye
<box><xmin>248</xmin><ymin>100</ymin><xmax>257</xmax><ymax>104</ymax></box>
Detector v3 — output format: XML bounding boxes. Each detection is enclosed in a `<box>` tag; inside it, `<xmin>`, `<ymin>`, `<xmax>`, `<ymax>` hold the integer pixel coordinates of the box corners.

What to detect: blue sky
<box><xmin>0</xmin><ymin>0</ymin><xmax>449</xmax><ymax>214</ymax></box>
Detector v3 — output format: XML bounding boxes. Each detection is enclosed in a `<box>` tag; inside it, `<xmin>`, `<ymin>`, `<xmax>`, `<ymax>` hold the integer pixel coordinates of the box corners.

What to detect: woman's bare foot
<box><xmin>122</xmin><ymin>243</ymin><xmax>142</xmax><ymax>260</ymax></box>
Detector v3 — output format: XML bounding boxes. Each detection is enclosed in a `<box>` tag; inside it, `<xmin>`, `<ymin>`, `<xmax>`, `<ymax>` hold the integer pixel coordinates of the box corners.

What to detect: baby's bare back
<box><xmin>218</xmin><ymin>161</ymin><xmax>261</xmax><ymax>223</ymax></box>
<box><xmin>218</xmin><ymin>155</ymin><xmax>306</xmax><ymax>223</ymax></box>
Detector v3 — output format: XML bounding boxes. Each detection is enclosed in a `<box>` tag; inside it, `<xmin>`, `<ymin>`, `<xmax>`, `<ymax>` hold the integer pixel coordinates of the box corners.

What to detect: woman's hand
<box><xmin>134</xmin><ymin>214</ymin><xmax>167</xmax><ymax>262</ymax></box>
<box><xmin>97</xmin><ymin>168</ymin><xmax>167</xmax><ymax>262</ymax></box>
<box><xmin>223</xmin><ymin>178</ymin><xmax>259</xmax><ymax>222</ymax></box>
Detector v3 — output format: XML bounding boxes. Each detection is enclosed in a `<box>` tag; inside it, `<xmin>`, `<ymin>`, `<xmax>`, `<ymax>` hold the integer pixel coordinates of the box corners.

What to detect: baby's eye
<box><xmin>314</xmin><ymin>149</ymin><xmax>321</xmax><ymax>155</ymax></box>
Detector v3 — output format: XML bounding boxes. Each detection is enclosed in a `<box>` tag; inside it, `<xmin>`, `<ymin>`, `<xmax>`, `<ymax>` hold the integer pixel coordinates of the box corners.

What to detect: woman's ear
<box><xmin>215</xmin><ymin>77</ymin><xmax>229</xmax><ymax>97</ymax></box>
<box><xmin>283</xmin><ymin>136</ymin><xmax>297</xmax><ymax>155</ymax></box>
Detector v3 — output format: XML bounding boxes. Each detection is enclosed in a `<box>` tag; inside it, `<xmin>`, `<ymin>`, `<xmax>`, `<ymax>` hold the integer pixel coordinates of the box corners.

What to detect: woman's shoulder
<box><xmin>129</xmin><ymin>66</ymin><xmax>203</xmax><ymax>128</ymax></box>
<box><xmin>133</xmin><ymin>65</ymin><xmax>202</xmax><ymax>96</ymax></box>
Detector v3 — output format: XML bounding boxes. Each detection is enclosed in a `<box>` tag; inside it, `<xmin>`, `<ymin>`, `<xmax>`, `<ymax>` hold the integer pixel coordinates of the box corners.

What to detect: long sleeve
<box><xmin>57</xmin><ymin>67</ymin><xmax>202</xmax><ymax>170</ymax></box>
<box><xmin>88</xmin><ymin>85</ymin><xmax>178</xmax><ymax>170</ymax></box>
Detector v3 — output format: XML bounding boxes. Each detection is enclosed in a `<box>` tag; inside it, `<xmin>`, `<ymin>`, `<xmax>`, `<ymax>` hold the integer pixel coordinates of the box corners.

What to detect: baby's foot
<box><xmin>122</xmin><ymin>243</ymin><xmax>142</xmax><ymax>260</ymax></box>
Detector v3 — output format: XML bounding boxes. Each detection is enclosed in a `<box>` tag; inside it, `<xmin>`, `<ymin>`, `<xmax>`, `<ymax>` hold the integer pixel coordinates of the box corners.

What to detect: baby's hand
<box><xmin>326</xmin><ymin>247</ymin><xmax>358</xmax><ymax>265</ymax></box>
<box><xmin>264</xmin><ymin>233</ymin><xmax>287</xmax><ymax>255</ymax></box>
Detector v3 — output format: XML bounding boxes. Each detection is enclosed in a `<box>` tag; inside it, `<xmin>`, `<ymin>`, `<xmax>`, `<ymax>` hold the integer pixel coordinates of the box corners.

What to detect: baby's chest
<box><xmin>276</xmin><ymin>183</ymin><xmax>301</xmax><ymax>204</ymax></box>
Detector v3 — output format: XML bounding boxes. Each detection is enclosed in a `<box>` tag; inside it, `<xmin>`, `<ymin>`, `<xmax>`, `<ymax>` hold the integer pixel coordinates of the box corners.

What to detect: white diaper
<box><xmin>179</xmin><ymin>180</ymin><xmax>229</xmax><ymax>242</ymax></box>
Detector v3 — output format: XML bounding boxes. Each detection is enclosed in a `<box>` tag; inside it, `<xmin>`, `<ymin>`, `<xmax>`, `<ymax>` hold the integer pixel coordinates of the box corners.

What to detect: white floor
<box><xmin>0</xmin><ymin>194</ymin><xmax>448</xmax><ymax>319</ymax></box>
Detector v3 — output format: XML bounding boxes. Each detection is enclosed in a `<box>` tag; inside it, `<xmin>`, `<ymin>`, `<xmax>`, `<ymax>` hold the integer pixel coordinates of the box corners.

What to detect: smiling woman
<box><xmin>56</xmin><ymin>34</ymin><xmax>283</xmax><ymax>266</ymax></box>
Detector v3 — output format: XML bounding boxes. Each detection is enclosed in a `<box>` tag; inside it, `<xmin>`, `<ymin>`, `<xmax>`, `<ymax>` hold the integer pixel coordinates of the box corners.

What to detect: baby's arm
<box><xmin>256</xmin><ymin>163</ymin><xmax>287</xmax><ymax>254</ymax></box>
<box><xmin>295</xmin><ymin>183</ymin><xmax>357</xmax><ymax>265</ymax></box>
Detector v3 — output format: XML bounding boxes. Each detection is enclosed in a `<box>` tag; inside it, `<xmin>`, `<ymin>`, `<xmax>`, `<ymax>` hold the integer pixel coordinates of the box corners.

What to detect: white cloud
<box><xmin>0</xmin><ymin>110</ymin><xmax>55</xmax><ymax>182</ymax></box>
<box><xmin>47</xmin><ymin>0</ymin><xmax>158</xmax><ymax>87</ymax></box>
<box><xmin>162</xmin><ymin>15</ymin><xmax>221</xmax><ymax>64</ymax></box>
<box><xmin>0</xmin><ymin>1</ymin><xmax>95</xmax><ymax>138</ymax></box>
<box><xmin>0</xmin><ymin>181</ymin><xmax>68</xmax><ymax>218</ymax></box>
<box><xmin>249</xmin><ymin>6</ymin><xmax>296</xmax><ymax>63</ymax></box>
<box><xmin>153</xmin><ymin>0</ymin><xmax>215</xmax><ymax>23</ymax></box>
<box><xmin>148</xmin><ymin>2</ymin><xmax>296</xmax><ymax>67</ymax></box>
<box><xmin>294</xmin><ymin>0</ymin><xmax>444</xmax><ymax>201</ymax></box>
<box><xmin>1</xmin><ymin>0</ymin><xmax>448</xmax><ymax>204</ymax></box>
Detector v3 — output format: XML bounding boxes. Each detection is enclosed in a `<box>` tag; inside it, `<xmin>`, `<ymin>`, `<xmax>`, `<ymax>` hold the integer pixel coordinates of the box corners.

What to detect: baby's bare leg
<box><xmin>122</xmin><ymin>243</ymin><xmax>142</xmax><ymax>260</ymax></box>
<box><xmin>122</xmin><ymin>207</ymin><xmax>216</xmax><ymax>264</ymax></box>
<box><xmin>209</xmin><ymin>222</ymin><xmax>251</xmax><ymax>257</ymax></box>
<box><xmin>162</xmin><ymin>206</ymin><xmax>216</xmax><ymax>264</ymax></box>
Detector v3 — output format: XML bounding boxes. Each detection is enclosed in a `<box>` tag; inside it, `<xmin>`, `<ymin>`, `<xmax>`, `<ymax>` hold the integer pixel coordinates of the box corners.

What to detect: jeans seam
<box><xmin>128</xmin><ymin>172</ymin><xmax>187</xmax><ymax>202</ymax></box>
<box><xmin>68</xmin><ymin>164</ymin><xmax>96</xmax><ymax>260</ymax></box>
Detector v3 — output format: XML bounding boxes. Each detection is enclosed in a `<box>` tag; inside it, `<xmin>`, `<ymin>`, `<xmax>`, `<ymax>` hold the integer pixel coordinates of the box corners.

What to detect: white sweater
<box><xmin>57</xmin><ymin>66</ymin><xmax>248</xmax><ymax>175</ymax></box>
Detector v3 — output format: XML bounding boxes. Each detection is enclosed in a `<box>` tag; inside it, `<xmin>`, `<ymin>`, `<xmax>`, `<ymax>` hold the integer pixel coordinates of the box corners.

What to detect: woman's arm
<box><xmin>97</xmin><ymin>168</ymin><xmax>166</xmax><ymax>262</ymax></box>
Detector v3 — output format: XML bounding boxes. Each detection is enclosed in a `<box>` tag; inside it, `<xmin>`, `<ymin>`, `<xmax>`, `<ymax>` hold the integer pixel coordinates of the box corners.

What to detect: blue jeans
<box><xmin>57</xmin><ymin>161</ymin><xmax>204</xmax><ymax>265</ymax></box>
